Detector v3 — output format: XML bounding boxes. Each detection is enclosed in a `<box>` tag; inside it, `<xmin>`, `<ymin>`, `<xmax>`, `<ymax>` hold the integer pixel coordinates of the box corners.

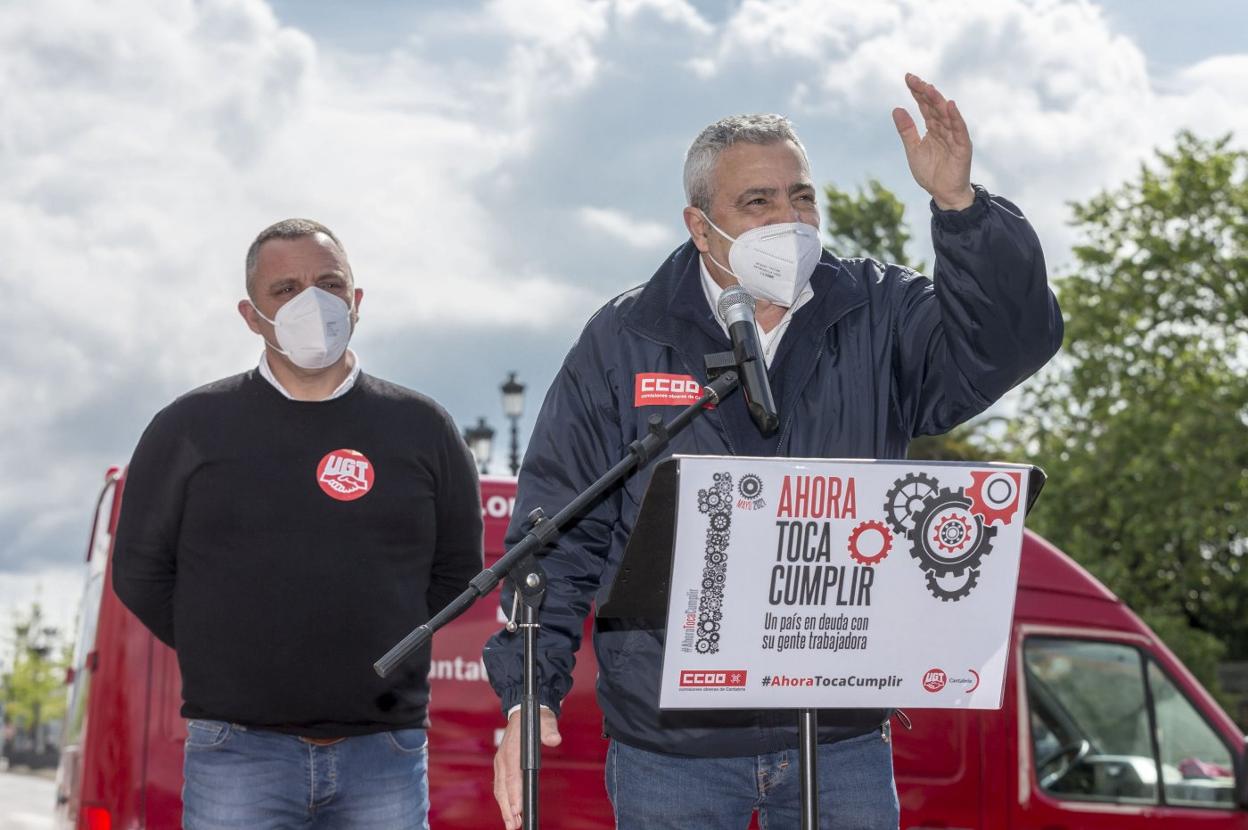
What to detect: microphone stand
<box><xmin>375</xmin><ymin>369</ymin><xmax>740</xmax><ymax>830</ymax></box>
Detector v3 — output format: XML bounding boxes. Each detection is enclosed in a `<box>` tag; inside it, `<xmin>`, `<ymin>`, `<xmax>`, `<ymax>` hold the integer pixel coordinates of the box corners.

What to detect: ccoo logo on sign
<box><xmin>679</xmin><ymin>670</ymin><xmax>748</xmax><ymax>688</ymax></box>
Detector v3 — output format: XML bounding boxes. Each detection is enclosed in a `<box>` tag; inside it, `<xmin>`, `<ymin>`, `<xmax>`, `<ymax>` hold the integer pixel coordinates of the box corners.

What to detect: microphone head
<box><xmin>716</xmin><ymin>285</ymin><xmax>756</xmax><ymax>325</ymax></box>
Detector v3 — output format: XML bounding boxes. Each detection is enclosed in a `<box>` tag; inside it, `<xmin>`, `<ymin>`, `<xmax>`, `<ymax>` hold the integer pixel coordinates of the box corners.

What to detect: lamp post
<box><xmin>500</xmin><ymin>371</ymin><xmax>526</xmax><ymax>476</ymax></box>
<box><xmin>463</xmin><ymin>417</ymin><xmax>495</xmax><ymax>475</ymax></box>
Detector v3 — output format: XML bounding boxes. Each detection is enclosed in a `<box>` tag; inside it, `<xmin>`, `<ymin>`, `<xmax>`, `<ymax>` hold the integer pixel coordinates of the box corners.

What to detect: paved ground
<box><xmin>0</xmin><ymin>768</ymin><xmax>55</xmax><ymax>830</ymax></box>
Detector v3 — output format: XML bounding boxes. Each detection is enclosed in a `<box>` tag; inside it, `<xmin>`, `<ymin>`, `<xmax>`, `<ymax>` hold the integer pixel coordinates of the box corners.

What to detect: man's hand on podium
<box><xmin>493</xmin><ymin>707</ymin><xmax>562</xmax><ymax>829</ymax></box>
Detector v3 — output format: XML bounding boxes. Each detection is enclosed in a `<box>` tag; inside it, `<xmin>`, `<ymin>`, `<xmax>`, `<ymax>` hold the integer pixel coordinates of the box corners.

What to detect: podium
<box><xmin>600</xmin><ymin>454</ymin><xmax>1043</xmax><ymax>827</ymax></box>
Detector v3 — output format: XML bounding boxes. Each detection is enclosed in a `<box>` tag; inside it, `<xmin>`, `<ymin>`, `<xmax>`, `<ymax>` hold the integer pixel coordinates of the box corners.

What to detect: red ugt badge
<box><xmin>317</xmin><ymin>449</ymin><xmax>374</xmax><ymax>501</ymax></box>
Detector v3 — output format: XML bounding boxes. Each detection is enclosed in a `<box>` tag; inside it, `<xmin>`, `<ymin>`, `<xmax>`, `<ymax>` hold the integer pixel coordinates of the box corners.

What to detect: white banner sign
<box><xmin>659</xmin><ymin>456</ymin><xmax>1031</xmax><ymax>710</ymax></box>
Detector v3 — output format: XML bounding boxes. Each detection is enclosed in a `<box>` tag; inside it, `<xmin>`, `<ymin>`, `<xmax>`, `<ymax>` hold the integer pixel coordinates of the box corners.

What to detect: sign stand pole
<box><xmin>799</xmin><ymin>708</ymin><xmax>818</xmax><ymax>829</ymax></box>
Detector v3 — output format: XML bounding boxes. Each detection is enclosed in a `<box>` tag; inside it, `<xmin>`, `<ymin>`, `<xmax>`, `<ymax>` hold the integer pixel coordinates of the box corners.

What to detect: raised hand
<box><xmin>892</xmin><ymin>73</ymin><xmax>975</xmax><ymax>211</ymax></box>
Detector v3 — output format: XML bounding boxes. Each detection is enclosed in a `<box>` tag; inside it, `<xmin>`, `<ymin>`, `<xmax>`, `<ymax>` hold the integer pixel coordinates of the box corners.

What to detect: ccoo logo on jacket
<box><xmin>634</xmin><ymin>372</ymin><xmax>703</xmax><ymax>407</ymax></box>
<box><xmin>316</xmin><ymin>449</ymin><xmax>374</xmax><ymax>501</ymax></box>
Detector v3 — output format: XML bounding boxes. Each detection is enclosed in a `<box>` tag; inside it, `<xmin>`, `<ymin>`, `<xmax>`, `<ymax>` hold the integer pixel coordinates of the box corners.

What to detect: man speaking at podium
<box><xmin>486</xmin><ymin>75</ymin><xmax>1062</xmax><ymax>829</ymax></box>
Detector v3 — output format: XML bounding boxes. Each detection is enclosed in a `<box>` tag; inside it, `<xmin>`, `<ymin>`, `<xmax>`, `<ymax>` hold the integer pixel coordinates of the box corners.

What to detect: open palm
<box><xmin>893</xmin><ymin>73</ymin><xmax>975</xmax><ymax>211</ymax></box>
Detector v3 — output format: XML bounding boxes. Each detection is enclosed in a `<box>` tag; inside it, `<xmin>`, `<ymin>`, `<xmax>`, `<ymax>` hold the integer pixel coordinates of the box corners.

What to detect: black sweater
<box><xmin>112</xmin><ymin>371</ymin><xmax>483</xmax><ymax>736</ymax></box>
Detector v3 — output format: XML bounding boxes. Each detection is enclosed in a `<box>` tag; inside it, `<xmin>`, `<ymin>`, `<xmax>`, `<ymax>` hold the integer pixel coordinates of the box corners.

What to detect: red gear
<box><xmin>933</xmin><ymin>513</ymin><xmax>973</xmax><ymax>554</ymax></box>
<box><xmin>967</xmin><ymin>470</ymin><xmax>1021</xmax><ymax>526</ymax></box>
<box><xmin>848</xmin><ymin>520</ymin><xmax>893</xmax><ymax>566</ymax></box>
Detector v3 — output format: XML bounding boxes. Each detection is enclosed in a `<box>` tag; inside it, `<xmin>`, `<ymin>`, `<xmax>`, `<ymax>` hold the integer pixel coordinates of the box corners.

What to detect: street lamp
<box><xmin>500</xmin><ymin>371</ymin><xmax>526</xmax><ymax>476</ymax></box>
<box><xmin>464</xmin><ymin>417</ymin><xmax>495</xmax><ymax>475</ymax></box>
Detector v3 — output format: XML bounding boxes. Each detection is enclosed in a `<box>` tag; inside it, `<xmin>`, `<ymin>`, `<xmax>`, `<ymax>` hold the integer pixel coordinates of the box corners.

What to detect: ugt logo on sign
<box><xmin>921</xmin><ymin>668</ymin><xmax>948</xmax><ymax>693</ymax></box>
<box><xmin>679</xmin><ymin>670</ymin><xmax>748</xmax><ymax>688</ymax></box>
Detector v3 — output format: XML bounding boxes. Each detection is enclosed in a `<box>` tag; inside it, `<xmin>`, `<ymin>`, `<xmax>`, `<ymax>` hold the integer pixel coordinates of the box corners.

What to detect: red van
<box><xmin>56</xmin><ymin>469</ymin><xmax>1248</xmax><ymax>829</ymax></box>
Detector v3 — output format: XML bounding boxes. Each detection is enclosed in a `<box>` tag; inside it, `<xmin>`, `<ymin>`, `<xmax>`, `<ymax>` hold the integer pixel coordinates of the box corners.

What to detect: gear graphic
<box><xmin>933</xmin><ymin>513</ymin><xmax>974</xmax><ymax>554</ymax></box>
<box><xmin>883</xmin><ymin>472</ymin><xmax>941</xmax><ymax>533</ymax></box>
<box><xmin>738</xmin><ymin>474</ymin><xmax>763</xmax><ymax>501</ymax></box>
<box><xmin>925</xmin><ymin>568</ymin><xmax>980</xmax><ymax>602</ymax></box>
<box><xmin>967</xmin><ymin>470</ymin><xmax>1022</xmax><ymax>526</ymax></box>
<box><xmin>848</xmin><ymin>520</ymin><xmax>893</xmax><ymax>566</ymax></box>
<box><xmin>909</xmin><ymin>487</ymin><xmax>997</xmax><ymax>577</ymax></box>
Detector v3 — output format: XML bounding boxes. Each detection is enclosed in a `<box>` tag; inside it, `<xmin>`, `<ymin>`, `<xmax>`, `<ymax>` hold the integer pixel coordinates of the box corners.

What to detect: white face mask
<box><xmin>700</xmin><ymin>211</ymin><xmax>822</xmax><ymax>307</ymax></box>
<box><xmin>251</xmin><ymin>286</ymin><xmax>353</xmax><ymax>370</ymax></box>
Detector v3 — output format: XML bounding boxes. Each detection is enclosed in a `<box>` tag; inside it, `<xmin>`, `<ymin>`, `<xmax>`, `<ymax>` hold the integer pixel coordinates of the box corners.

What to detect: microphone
<box><xmin>716</xmin><ymin>286</ymin><xmax>779</xmax><ymax>436</ymax></box>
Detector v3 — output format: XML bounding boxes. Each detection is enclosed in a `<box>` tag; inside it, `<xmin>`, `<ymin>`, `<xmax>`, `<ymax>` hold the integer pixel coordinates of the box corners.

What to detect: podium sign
<box><xmin>659</xmin><ymin>455</ymin><xmax>1031</xmax><ymax>710</ymax></box>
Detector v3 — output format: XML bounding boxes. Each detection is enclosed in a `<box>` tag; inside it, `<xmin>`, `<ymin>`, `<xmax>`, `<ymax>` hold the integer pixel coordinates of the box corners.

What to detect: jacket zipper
<box><xmin>774</xmin><ymin>323</ymin><xmax>835</xmax><ymax>453</ymax></box>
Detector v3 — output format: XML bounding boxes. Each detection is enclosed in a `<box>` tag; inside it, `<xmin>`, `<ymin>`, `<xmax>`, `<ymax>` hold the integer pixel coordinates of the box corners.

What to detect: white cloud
<box><xmin>0</xmin><ymin>0</ymin><xmax>606</xmax><ymax>600</ymax></box>
<box><xmin>1</xmin><ymin>0</ymin><xmax>1246</xmax><ymax>636</ymax></box>
<box><xmin>578</xmin><ymin>206</ymin><xmax>679</xmax><ymax>249</ymax></box>
<box><xmin>689</xmin><ymin>0</ymin><xmax>1248</xmax><ymax>260</ymax></box>
<box><xmin>616</xmin><ymin>0</ymin><xmax>712</xmax><ymax>34</ymax></box>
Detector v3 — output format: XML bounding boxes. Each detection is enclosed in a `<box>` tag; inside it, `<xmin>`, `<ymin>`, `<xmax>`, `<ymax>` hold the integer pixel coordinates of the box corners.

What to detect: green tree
<box><xmin>1</xmin><ymin>603</ymin><xmax>68</xmax><ymax>741</ymax></box>
<box><xmin>1004</xmin><ymin>132</ymin><xmax>1248</xmax><ymax>691</ymax></box>
<box><xmin>823</xmin><ymin>178</ymin><xmax>925</xmax><ymax>272</ymax></box>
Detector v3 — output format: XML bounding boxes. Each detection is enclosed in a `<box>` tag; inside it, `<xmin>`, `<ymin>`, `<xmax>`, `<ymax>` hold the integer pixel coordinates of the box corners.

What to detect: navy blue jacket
<box><xmin>484</xmin><ymin>188</ymin><xmax>1062</xmax><ymax>757</ymax></box>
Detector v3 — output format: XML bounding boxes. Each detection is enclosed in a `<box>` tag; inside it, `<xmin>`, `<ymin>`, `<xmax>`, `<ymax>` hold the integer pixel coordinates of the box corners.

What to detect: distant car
<box><xmin>57</xmin><ymin>468</ymin><xmax>1248</xmax><ymax>829</ymax></box>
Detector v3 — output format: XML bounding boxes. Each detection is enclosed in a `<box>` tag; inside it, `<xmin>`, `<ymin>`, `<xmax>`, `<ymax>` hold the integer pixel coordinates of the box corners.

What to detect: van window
<box><xmin>1147</xmin><ymin>661</ymin><xmax>1236</xmax><ymax>808</ymax></box>
<box><xmin>1024</xmin><ymin>638</ymin><xmax>1158</xmax><ymax>803</ymax></box>
<box><xmin>1025</xmin><ymin>637</ymin><xmax>1240</xmax><ymax>811</ymax></box>
<box><xmin>63</xmin><ymin>477</ymin><xmax>118</xmax><ymax>747</ymax></box>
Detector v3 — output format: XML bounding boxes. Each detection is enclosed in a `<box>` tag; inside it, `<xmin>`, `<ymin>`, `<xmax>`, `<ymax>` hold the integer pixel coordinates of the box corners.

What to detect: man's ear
<box><xmin>238</xmin><ymin>299</ymin><xmax>263</xmax><ymax>335</ymax></box>
<box><xmin>683</xmin><ymin>207</ymin><xmax>711</xmax><ymax>253</ymax></box>
<box><xmin>351</xmin><ymin>287</ymin><xmax>363</xmax><ymax>324</ymax></box>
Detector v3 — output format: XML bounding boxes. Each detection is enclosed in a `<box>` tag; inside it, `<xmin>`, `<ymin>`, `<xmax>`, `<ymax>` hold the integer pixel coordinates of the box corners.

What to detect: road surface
<box><xmin>0</xmin><ymin>769</ymin><xmax>54</xmax><ymax>830</ymax></box>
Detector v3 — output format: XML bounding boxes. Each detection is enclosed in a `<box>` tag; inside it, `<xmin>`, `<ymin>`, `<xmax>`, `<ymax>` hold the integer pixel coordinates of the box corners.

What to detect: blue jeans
<box><xmin>605</xmin><ymin>726</ymin><xmax>899</xmax><ymax>830</ymax></box>
<box><xmin>182</xmin><ymin>720</ymin><xmax>429</xmax><ymax>830</ymax></box>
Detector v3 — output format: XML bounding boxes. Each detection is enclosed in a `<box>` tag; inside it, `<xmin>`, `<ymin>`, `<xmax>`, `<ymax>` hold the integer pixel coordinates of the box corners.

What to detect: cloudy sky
<box><xmin>1</xmin><ymin>0</ymin><xmax>1246</xmax><ymax>653</ymax></box>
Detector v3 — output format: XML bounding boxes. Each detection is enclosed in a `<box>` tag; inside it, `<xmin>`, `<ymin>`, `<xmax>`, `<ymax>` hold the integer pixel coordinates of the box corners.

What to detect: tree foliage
<box><xmin>1</xmin><ymin>603</ymin><xmax>68</xmax><ymax>733</ymax></box>
<box><xmin>823</xmin><ymin>178</ymin><xmax>926</xmax><ymax>272</ymax></box>
<box><xmin>1004</xmin><ymin>131</ymin><xmax>1248</xmax><ymax>679</ymax></box>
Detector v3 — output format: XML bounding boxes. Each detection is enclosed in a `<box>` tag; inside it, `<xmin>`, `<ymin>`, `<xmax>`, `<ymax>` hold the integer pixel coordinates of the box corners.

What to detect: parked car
<box><xmin>56</xmin><ymin>469</ymin><xmax>1248</xmax><ymax>828</ymax></box>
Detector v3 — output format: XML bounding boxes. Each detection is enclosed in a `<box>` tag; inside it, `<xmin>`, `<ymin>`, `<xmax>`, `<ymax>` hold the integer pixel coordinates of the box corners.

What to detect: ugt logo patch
<box><xmin>317</xmin><ymin>449</ymin><xmax>374</xmax><ymax>501</ymax></box>
<box><xmin>635</xmin><ymin>373</ymin><xmax>702</xmax><ymax>407</ymax></box>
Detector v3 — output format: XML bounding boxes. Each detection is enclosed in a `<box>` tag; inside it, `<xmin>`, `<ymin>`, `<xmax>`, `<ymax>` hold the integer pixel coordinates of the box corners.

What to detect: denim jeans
<box><xmin>605</xmin><ymin>725</ymin><xmax>899</xmax><ymax>830</ymax></box>
<box><xmin>182</xmin><ymin>720</ymin><xmax>429</xmax><ymax>830</ymax></box>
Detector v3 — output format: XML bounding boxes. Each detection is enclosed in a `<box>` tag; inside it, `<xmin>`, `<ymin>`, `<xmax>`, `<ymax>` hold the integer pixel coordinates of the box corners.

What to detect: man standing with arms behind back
<box><xmin>486</xmin><ymin>75</ymin><xmax>1063</xmax><ymax>828</ymax></box>
<box><xmin>113</xmin><ymin>219</ymin><xmax>483</xmax><ymax>830</ymax></box>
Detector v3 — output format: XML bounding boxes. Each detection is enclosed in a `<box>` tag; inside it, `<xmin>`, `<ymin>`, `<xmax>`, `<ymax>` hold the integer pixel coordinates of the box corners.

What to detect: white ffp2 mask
<box><xmin>251</xmin><ymin>286</ymin><xmax>353</xmax><ymax>370</ymax></box>
<box><xmin>701</xmin><ymin>211</ymin><xmax>822</xmax><ymax>307</ymax></box>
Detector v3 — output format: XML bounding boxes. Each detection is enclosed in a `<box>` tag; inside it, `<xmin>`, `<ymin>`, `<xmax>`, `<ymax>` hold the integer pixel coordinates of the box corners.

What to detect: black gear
<box><xmin>908</xmin><ymin>487</ymin><xmax>997</xmax><ymax>577</ymax></box>
<box><xmin>738</xmin><ymin>474</ymin><xmax>763</xmax><ymax>500</ymax></box>
<box><xmin>883</xmin><ymin>472</ymin><xmax>941</xmax><ymax>533</ymax></box>
<box><xmin>925</xmin><ymin>568</ymin><xmax>980</xmax><ymax>602</ymax></box>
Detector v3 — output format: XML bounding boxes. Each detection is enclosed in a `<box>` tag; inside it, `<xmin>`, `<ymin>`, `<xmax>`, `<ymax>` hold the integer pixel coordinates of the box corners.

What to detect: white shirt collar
<box><xmin>257</xmin><ymin>350</ymin><xmax>360</xmax><ymax>401</ymax></box>
<box><xmin>698</xmin><ymin>258</ymin><xmax>814</xmax><ymax>368</ymax></box>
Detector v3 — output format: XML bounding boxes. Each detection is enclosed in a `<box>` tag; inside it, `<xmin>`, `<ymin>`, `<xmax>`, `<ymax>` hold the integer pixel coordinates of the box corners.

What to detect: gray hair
<box><xmin>683</xmin><ymin>114</ymin><xmax>811</xmax><ymax>213</ymax></box>
<box><xmin>244</xmin><ymin>218</ymin><xmax>349</xmax><ymax>297</ymax></box>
